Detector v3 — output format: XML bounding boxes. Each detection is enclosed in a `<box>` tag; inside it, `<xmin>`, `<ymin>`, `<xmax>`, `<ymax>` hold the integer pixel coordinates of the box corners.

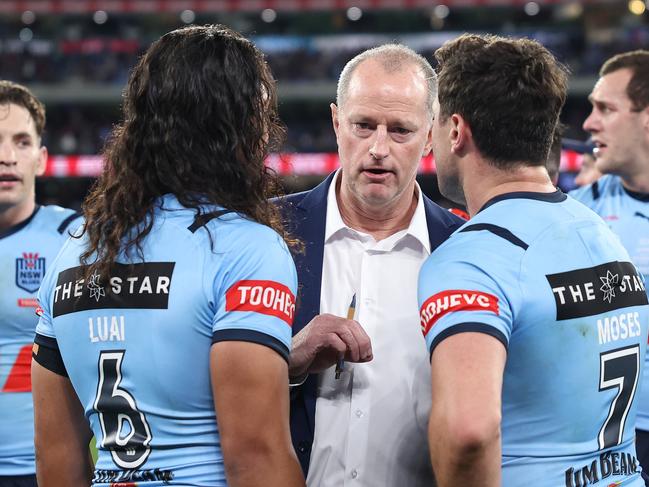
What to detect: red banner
<box><xmin>44</xmin><ymin>150</ymin><xmax>584</xmax><ymax>178</ymax></box>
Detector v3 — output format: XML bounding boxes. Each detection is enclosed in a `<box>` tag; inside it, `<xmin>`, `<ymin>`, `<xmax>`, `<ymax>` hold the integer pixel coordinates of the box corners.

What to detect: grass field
<box><xmin>90</xmin><ymin>437</ymin><xmax>98</xmax><ymax>464</ymax></box>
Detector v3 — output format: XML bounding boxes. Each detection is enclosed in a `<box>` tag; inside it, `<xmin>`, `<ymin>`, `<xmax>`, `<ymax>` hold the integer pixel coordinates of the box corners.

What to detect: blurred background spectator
<box><xmin>1</xmin><ymin>0</ymin><xmax>641</xmax><ymax>207</ymax></box>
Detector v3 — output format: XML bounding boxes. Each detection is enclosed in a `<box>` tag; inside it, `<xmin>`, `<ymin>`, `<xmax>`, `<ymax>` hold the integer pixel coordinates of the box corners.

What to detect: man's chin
<box><xmin>594</xmin><ymin>158</ymin><xmax>617</xmax><ymax>176</ymax></box>
<box><xmin>359</xmin><ymin>187</ymin><xmax>401</xmax><ymax>206</ymax></box>
<box><xmin>0</xmin><ymin>195</ymin><xmax>24</xmax><ymax>211</ymax></box>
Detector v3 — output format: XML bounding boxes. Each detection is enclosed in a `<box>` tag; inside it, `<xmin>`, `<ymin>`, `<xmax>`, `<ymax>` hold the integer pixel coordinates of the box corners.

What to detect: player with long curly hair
<box><xmin>31</xmin><ymin>24</ymin><xmax>305</xmax><ymax>487</ymax></box>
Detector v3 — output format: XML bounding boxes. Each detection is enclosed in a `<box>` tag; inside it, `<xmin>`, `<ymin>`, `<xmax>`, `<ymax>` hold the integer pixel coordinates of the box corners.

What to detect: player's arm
<box><xmin>211</xmin><ymin>341</ymin><xmax>305</xmax><ymax>487</ymax></box>
<box><xmin>32</xmin><ymin>359</ymin><xmax>93</xmax><ymax>487</ymax></box>
<box><xmin>428</xmin><ymin>331</ymin><xmax>506</xmax><ymax>487</ymax></box>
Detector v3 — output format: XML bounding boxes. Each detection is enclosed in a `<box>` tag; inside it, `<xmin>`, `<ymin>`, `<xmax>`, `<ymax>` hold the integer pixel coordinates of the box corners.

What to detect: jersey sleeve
<box><xmin>209</xmin><ymin>224</ymin><xmax>298</xmax><ymax>362</ymax></box>
<box><xmin>418</xmin><ymin>245</ymin><xmax>517</xmax><ymax>357</ymax></box>
<box><xmin>33</xmin><ymin>248</ymin><xmax>68</xmax><ymax>377</ymax></box>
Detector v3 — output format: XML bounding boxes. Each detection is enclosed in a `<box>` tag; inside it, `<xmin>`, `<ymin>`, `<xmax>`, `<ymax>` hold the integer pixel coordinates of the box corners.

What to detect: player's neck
<box><xmin>463</xmin><ymin>163</ymin><xmax>556</xmax><ymax>217</ymax></box>
<box><xmin>336</xmin><ymin>183</ymin><xmax>417</xmax><ymax>242</ymax></box>
<box><xmin>0</xmin><ymin>200</ymin><xmax>37</xmax><ymax>232</ymax></box>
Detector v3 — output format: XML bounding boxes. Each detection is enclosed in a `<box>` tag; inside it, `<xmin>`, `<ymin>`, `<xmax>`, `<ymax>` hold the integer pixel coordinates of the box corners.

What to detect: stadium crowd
<box><xmin>1</xmin><ymin>13</ymin><xmax>649</xmax><ymax>487</ymax></box>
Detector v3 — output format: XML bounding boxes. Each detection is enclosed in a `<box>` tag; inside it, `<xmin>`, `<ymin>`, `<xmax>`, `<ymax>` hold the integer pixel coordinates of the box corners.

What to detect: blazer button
<box><xmin>298</xmin><ymin>441</ymin><xmax>309</xmax><ymax>453</ymax></box>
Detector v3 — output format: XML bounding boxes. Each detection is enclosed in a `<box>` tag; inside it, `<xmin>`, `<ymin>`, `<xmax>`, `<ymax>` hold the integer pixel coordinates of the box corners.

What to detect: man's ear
<box><xmin>422</xmin><ymin>122</ymin><xmax>433</xmax><ymax>157</ymax></box>
<box><xmin>450</xmin><ymin>114</ymin><xmax>471</xmax><ymax>156</ymax></box>
<box><xmin>35</xmin><ymin>145</ymin><xmax>47</xmax><ymax>177</ymax></box>
<box><xmin>331</xmin><ymin>103</ymin><xmax>340</xmax><ymax>140</ymax></box>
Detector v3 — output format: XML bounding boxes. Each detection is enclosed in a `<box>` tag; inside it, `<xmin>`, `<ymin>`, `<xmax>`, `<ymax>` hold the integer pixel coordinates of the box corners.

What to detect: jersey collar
<box><xmin>0</xmin><ymin>205</ymin><xmax>41</xmax><ymax>240</ymax></box>
<box><xmin>622</xmin><ymin>186</ymin><xmax>649</xmax><ymax>202</ymax></box>
<box><xmin>478</xmin><ymin>190</ymin><xmax>567</xmax><ymax>214</ymax></box>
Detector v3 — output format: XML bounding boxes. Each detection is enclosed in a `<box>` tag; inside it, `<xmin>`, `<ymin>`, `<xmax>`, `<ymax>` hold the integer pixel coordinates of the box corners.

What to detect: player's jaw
<box><xmin>0</xmin><ymin>171</ymin><xmax>31</xmax><ymax>212</ymax></box>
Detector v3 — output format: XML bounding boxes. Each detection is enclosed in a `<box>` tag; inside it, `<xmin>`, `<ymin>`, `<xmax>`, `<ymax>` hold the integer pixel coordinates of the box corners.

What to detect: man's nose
<box><xmin>369</xmin><ymin>126</ymin><xmax>389</xmax><ymax>160</ymax></box>
<box><xmin>0</xmin><ymin>141</ymin><xmax>17</xmax><ymax>166</ymax></box>
<box><xmin>582</xmin><ymin>110</ymin><xmax>599</xmax><ymax>134</ymax></box>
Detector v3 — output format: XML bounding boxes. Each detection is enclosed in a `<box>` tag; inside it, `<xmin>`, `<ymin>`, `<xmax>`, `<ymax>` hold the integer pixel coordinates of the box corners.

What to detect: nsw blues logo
<box><xmin>16</xmin><ymin>252</ymin><xmax>46</xmax><ymax>293</ymax></box>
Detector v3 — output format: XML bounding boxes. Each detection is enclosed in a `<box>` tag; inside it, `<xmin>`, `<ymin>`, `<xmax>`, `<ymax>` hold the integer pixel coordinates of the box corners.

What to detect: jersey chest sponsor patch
<box><xmin>15</xmin><ymin>252</ymin><xmax>46</xmax><ymax>293</ymax></box>
<box><xmin>420</xmin><ymin>289</ymin><xmax>499</xmax><ymax>336</ymax></box>
<box><xmin>546</xmin><ymin>261</ymin><xmax>648</xmax><ymax>320</ymax></box>
<box><xmin>225</xmin><ymin>280</ymin><xmax>295</xmax><ymax>326</ymax></box>
<box><xmin>52</xmin><ymin>262</ymin><xmax>175</xmax><ymax>317</ymax></box>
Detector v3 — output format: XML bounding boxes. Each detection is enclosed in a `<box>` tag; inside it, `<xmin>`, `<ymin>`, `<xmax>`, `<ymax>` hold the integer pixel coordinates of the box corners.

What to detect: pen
<box><xmin>335</xmin><ymin>294</ymin><xmax>356</xmax><ymax>379</ymax></box>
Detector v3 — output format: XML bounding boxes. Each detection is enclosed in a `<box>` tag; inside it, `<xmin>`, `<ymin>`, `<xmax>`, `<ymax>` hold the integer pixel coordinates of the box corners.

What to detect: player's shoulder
<box><xmin>154</xmin><ymin>194</ymin><xmax>281</xmax><ymax>249</ymax></box>
<box><xmin>35</xmin><ymin>204</ymin><xmax>83</xmax><ymax>235</ymax></box>
<box><xmin>424</xmin><ymin>196</ymin><xmax>561</xmax><ymax>279</ymax></box>
<box><xmin>425</xmin><ymin>216</ymin><xmax>525</xmax><ymax>276</ymax></box>
<box><xmin>454</xmin><ymin>203</ymin><xmax>532</xmax><ymax>251</ymax></box>
<box><xmin>166</xmin><ymin>205</ymin><xmax>290</xmax><ymax>265</ymax></box>
<box><xmin>419</xmin><ymin>219</ymin><xmax>524</xmax><ymax>313</ymax></box>
<box><xmin>211</xmin><ymin>213</ymin><xmax>289</xmax><ymax>254</ymax></box>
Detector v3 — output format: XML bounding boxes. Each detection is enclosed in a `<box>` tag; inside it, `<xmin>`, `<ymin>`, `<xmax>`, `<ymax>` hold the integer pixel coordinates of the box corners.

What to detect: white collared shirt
<box><xmin>306</xmin><ymin>170</ymin><xmax>435</xmax><ymax>487</ymax></box>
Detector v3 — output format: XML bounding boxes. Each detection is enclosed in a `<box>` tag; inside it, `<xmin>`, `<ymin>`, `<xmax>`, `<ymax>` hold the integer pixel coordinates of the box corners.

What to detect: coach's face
<box><xmin>331</xmin><ymin>59</ymin><xmax>433</xmax><ymax>212</ymax></box>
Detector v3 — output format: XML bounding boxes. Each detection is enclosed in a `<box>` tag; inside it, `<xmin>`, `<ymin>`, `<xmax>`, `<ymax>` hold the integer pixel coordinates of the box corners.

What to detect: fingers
<box><xmin>342</xmin><ymin>320</ymin><xmax>372</xmax><ymax>363</ymax></box>
<box><xmin>317</xmin><ymin>314</ymin><xmax>372</xmax><ymax>364</ymax></box>
<box><xmin>292</xmin><ymin>314</ymin><xmax>374</xmax><ymax>375</ymax></box>
<box><xmin>335</xmin><ymin>326</ymin><xmax>361</xmax><ymax>362</ymax></box>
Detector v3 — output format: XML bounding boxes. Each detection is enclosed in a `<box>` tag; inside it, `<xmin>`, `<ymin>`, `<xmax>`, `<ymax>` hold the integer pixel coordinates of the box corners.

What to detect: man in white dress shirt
<box><xmin>280</xmin><ymin>44</ymin><xmax>463</xmax><ymax>486</ymax></box>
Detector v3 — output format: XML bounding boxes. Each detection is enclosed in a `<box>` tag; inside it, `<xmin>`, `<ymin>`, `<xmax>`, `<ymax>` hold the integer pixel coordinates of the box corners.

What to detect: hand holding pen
<box><xmin>287</xmin><ymin>296</ymin><xmax>373</xmax><ymax>382</ymax></box>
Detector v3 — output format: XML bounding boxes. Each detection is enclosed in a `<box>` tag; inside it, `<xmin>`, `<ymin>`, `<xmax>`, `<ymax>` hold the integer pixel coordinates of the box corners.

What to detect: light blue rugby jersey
<box><xmin>0</xmin><ymin>205</ymin><xmax>80</xmax><ymax>476</ymax></box>
<box><xmin>571</xmin><ymin>174</ymin><xmax>649</xmax><ymax>433</ymax></box>
<box><xmin>418</xmin><ymin>191</ymin><xmax>649</xmax><ymax>487</ymax></box>
<box><xmin>34</xmin><ymin>194</ymin><xmax>297</xmax><ymax>487</ymax></box>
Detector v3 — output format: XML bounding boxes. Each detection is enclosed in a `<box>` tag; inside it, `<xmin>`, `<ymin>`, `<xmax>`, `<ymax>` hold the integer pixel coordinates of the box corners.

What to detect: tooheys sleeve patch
<box><xmin>225</xmin><ymin>280</ymin><xmax>295</xmax><ymax>327</ymax></box>
<box><xmin>420</xmin><ymin>289</ymin><xmax>499</xmax><ymax>336</ymax></box>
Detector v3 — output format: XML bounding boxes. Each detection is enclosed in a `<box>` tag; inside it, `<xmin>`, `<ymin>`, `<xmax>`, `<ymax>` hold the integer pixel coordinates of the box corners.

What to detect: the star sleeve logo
<box><xmin>599</xmin><ymin>270</ymin><xmax>620</xmax><ymax>303</ymax></box>
<box><xmin>87</xmin><ymin>272</ymin><xmax>106</xmax><ymax>302</ymax></box>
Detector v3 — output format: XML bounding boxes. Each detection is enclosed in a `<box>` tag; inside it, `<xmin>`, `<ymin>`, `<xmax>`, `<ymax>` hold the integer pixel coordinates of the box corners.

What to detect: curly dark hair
<box><xmin>80</xmin><ymin>24</ymin><xmax>288</xmax><ymax>278</ymax></box>
<box><xmin>435</xmin><ymin>34</ymin><xmax>568</xmax><ymax>168</ymax></box>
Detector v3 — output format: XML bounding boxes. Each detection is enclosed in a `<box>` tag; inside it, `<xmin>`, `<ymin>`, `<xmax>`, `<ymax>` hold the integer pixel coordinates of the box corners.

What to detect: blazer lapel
<box><xmin>291</xmin><ymin>172</ymin><xmax>335</xmax><ymax>335</ymax></box>
<box><xmin>423</xmin><ymin>194</ymin><xmax>462</xmax><ymax>250</ymax></box>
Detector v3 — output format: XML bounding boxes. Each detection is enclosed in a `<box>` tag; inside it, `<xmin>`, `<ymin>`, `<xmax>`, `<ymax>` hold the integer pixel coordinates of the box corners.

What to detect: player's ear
<box><xmin>35</xmin><ymin>145</ymin><xmax>47</xmax><ymax>177</ymax></box>
<box><xmin>450</xmin><ymin>113</ymin><xmax>470</xmax><ymax>155</ymax></box>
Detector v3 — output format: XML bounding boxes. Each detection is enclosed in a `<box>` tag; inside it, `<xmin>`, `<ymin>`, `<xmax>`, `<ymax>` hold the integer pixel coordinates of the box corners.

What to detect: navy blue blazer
<box><xmin>278</xmin><ymin>172</ymin><xmax>464</xmax><ymax>476</ymax></box>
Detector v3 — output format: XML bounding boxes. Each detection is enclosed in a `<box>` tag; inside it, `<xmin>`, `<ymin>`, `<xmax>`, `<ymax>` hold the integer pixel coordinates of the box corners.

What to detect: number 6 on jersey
<box><xmin>94</xmin><ymin>350</ymin><xmax>153</xmax><ymax>469</ymax></box>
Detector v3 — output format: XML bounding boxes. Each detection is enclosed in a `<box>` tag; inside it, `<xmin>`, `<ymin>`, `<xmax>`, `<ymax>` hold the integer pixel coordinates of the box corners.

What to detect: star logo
<box><xmin>87</xmin><ymin>272</ymin><xmax>106</xmax><ymax>302</ymax></box>
<box><xmin>599</xmin><ymin>270</ymin><xmax>619</xmax><ymax>303</ymax></box>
